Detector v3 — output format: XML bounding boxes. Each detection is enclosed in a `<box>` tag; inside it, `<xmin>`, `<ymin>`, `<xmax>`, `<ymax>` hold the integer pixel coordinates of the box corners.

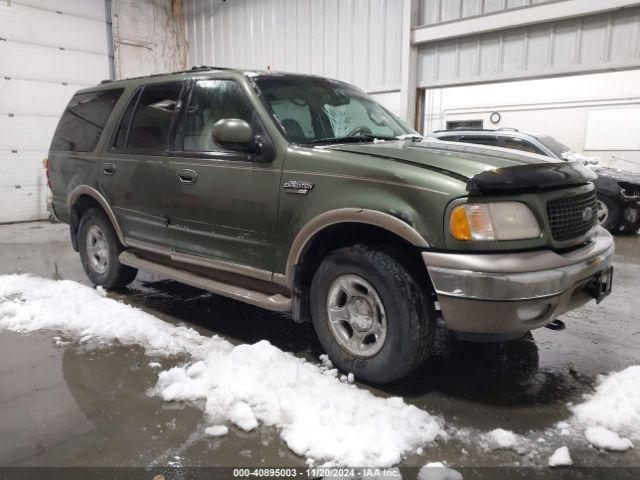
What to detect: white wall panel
<box><xmin>0</xmin><ymin>42</ymin><xmax>110</xmax><ymax>85</ymax></box>
<box><xmin>0</xmin><ymin>186</ymin><xmax>48</xmax><ymax>223</ymax></box>
<box><xmin>184</xmin><ymin>0</ymin><xmax>402</xmax><ymax>92</ymax></box>
<box><xmin>0</xmin><ymin>0</ymin><xmax>111</xmax><ymax>222</ymax></box>
<box><xmin>0</xmin><ymin>79</ymin><xmax>87</xmax><ymax>117</ymax></box>
<box><xmin>418</xmin><ymin>6</ymin><xmax>640</xmax><ymax>87</ymax></box>
<box><xmin>0</xmin><ymin>3</ymin><xmax>109</xmax><ymax>55</ymax></box>
<box><xmin>11</xmin><ymin>0</ymin><xmax>107</xmax><ymax>21</ymax></box>
<box><xmin>0</xmin><ymin>116</ymin><xmax>59</xmax><ymax>152</ymax></box>
<box><xmin>585</xmin><ymin>108</ymin><xmax>640</xmax><ymax>150</ymax></box>
<box><xmin>0</xmin><ymin>152</ymin><xmax>47</xmax><ymax>188</ymax></box>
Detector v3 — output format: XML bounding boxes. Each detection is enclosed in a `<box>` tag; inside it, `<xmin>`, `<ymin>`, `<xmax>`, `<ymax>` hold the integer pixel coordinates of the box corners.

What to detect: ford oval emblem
<box><xmin>582</xmin><ymin>206</ymin><xmax>594</xmax><ymax>221</ymax></box>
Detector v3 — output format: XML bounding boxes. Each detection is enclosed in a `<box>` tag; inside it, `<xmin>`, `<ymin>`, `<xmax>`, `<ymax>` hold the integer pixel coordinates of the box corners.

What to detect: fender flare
<box><xmin>284</xmin><ymin>208</ymin><xmax>429</xmax><ymax>288</ymax></box>
<box><xmin>67</xmin><ymin>185</ymin><xmax>127</xmax><ymax>246</ymax></box>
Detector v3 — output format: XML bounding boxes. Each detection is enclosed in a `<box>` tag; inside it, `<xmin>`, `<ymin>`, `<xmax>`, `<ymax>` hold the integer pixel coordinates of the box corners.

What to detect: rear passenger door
<box><xmin>166</xmin><ymin>78</ymin><xmax>282</xmax><ymax>273</ymax></box>
<box><xmin>99</xmin><ymin>81</ymin><xmax>184</xmax><ymax>250</ymax></box>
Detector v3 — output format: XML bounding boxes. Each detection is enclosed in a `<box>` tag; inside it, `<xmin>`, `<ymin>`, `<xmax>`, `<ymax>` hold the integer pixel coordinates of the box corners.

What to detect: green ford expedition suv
<box><xmin>47</xmin><ymin>67</ymin><xmax>614</xmax><ymax>383</ymax></box>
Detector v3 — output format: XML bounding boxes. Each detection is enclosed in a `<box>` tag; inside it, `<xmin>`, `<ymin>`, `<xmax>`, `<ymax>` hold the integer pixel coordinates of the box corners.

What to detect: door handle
<box><xmin>177</xmin><ymin>168</ymin><xmax>198</xmax><ymax>184</ymax></box>
<box><xmin>103</xmin><ymin>163</ymin><xmax>117</xmax><ymax>175</ymax></box>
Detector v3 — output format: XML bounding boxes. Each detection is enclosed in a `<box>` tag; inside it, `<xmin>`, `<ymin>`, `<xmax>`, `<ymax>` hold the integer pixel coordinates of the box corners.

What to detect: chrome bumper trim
<box><xmin>423</xmin><ymin>227</ymin><xmax>615</xmax><ymax>302</ymax></box>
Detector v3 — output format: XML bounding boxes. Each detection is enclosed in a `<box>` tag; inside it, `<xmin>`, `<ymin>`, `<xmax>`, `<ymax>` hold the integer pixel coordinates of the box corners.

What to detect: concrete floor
<box><xmin>1</xmin><ymin>221</ymin><xmax>639</xmax><ymax>476</ymax></box>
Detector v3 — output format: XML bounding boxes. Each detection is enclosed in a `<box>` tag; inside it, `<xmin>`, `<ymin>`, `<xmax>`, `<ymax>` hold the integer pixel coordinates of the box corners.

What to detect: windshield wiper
<box><xmin>305</xmin><ymin>134</ymin><xmax>399</xmax><ymax>145</ymax></box>
<box><xmin>396</xmin><ymin>133</ymin><xmax>423</xmax><ymax>141</ymax></box>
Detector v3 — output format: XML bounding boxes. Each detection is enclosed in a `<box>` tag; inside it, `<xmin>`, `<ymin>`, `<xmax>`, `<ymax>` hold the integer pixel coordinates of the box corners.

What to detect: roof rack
<box><xmin>96</xmin><ymin>65</ymin><xmax>235</xmax><ymax>86</ymax></box>
<box><xmin>432</xmin><ymin>127</ymin><xmax>495</xmax><ymax>133</ymax></box>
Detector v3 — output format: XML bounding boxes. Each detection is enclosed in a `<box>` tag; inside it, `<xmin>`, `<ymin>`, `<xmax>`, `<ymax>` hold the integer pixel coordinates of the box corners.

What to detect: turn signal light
<box><xmin>450</xmin><ymin>205</ymin><xmax>472</xmax><ymax>240</ymax></box>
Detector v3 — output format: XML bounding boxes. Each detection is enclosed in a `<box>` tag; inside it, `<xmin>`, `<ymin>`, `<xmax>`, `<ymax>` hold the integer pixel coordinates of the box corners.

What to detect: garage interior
<box><xmin>1</xmin><ymin>0</ymin><xmax>640</xmax><ymax>476</ymax></box>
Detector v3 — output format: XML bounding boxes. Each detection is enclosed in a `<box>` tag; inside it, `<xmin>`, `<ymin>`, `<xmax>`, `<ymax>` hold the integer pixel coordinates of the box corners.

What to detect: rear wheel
<box><xmin>78</xmin><ymin>208</ymin><xmax>137</xmax><ymax>289</ymax></box>
<box><xmin>310</xmin><ymin>245</ymin><xmax>435</xmax><ymax>384</ymax></box>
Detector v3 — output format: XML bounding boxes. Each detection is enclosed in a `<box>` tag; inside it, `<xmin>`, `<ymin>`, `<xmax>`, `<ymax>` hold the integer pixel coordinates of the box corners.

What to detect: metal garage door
<box><xmin>0</xmin><ymin>0</ymin><xmax>112</xmax><ymax>223</ymax></box>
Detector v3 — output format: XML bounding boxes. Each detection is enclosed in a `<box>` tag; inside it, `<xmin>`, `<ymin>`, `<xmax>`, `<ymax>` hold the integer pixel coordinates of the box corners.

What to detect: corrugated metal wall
<box><xmin>184</xmin><ymin>0</ymin><xmax>403</xmax><ymax>93</ymax></box>
<box><xmin>418</xmin><ymin>5</ymin><xmax>640</xmax><ymax>87</ymax></box>
<box><xmin>418</xmin><ymin>0</ymin><xmax>560</xmax><ymax>26</ymax></box>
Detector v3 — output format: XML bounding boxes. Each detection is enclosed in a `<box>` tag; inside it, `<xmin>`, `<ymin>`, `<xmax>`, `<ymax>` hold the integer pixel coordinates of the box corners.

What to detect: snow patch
<box><xmin>0</xmin><ymin>274</ymin><xmax>445</xmax><ymax>467</ymax></box>
<box><xmin>483</xmin><ymin>428</ymin><xmax>526</xmax><ymax>453</ymax></box>
<box><xmin>148</xmin><ymin>362</ymin><xmax>162</xmax><ymax>369</ymax></box>
<box><xmin>570</xmin><ymin>366</ymin><xmax>640</xmax><ymax>443</ymax></box>
<box><xmin>417</xmin><ymin>462</ymin><xmax>463</xmax><ymax>480</ymax></box>
<box><xmin>584</xmin><ymin>427</ymin><xmax>633</xmax><ymax>452</ymax></box>
<box><xmin>548</xmin><ymin>446</ymin><xmax>572</xmax><ymax>467</ymax></box>
<box><xmin>204</xmin><ymin>425</ymin><xmax>229</xmax><ymax>437</ymax></box>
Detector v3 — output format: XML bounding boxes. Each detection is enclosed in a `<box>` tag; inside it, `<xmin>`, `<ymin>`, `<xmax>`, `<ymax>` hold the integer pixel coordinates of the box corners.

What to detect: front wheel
<box><xmin>310</xmin><ymin>245</ymin><xmax>435</xmax><ymax>384</ymax></box>
<box><xmin>596</xmin><ymin>194</ymin><xmax>621</xmax><ymax>231</ymax></box>
<box><xmin>78</xmin><ymin>208</ymin><xmax>137</xmax><ymax>289</ymax></box>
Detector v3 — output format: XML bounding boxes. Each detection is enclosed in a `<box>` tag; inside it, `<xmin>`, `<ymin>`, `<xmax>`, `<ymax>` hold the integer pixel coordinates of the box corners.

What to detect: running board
<box><xmin>119</xmin><ymin>251</ymin><xmax>292</xmax><ymax>312</ymax></box>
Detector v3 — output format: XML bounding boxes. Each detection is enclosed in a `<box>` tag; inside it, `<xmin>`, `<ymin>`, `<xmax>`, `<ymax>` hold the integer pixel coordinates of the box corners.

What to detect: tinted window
<box><xmin>113</xmin><ymin>88</ymin><xmax>142</xmax><ymax>150</ymax></box>
<box><xmin>502</xmin><ymin>137</ymin><xmax>544</xmax><ymax>155</ymax></box>
<box><xmin>51</xmin><ymin>89</ymin><xmax>123</xmax><ymax>152</ymax></box>
<box><xmin>459</xmin><ymin>135</ymin><xmax>499</xmax><ymax>146</ymax></box>
<box><xmin>534</xmin><ymin>135</ymin><xmax>571</xmax><ymax>157</ymax></box>
<box><xmin>446</xmin><ymin>120</ymin><xmax>483</xmax><ymax>129</ymax></box>
<box><xmin>127</xmin><ymin>82</ymin><xmax>183</xmax><ymax>151</ymax></box>
<box><xmin>183</xmin><ymin>80</ymin><xmax>255</xmax><ymax>151</ymax></box>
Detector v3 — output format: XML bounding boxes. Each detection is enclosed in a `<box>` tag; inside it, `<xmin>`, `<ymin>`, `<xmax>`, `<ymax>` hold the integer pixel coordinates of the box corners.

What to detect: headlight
<box><xmin>450</xmin><ymin>202</ymin><xmax>541</xmax><ymax>241</ymax></box>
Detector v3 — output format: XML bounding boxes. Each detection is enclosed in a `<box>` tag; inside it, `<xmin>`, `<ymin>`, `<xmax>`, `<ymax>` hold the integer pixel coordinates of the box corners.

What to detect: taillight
<box><xmin>43</xmin><ymin>158</ymin><xmax>51</xmax><ymax>188</ymax></box>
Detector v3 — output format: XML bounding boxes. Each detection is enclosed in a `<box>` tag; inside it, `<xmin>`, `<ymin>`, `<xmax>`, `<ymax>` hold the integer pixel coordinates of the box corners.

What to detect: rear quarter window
<box><xmin>51</xmin><ymin>89</ymin><xmax>124</xmax><ymax>152</ymax></box>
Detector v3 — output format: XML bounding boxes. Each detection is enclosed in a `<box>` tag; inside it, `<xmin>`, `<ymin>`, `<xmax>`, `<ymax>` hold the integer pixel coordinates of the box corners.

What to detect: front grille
<box><xmin>547</xmin><ymin>190</ymin><xmax>597</xmax><ymax>242</ymax></box>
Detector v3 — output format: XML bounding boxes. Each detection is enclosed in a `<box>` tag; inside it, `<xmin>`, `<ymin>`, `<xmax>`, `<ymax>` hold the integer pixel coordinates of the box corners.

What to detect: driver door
<box><xmin>166</xmin><ymin>78</ymin><xmax>282</xmax><ymax>273</ymax></box>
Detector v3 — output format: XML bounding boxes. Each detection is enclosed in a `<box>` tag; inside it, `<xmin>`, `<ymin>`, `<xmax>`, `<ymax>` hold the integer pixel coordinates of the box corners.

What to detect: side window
<box><xmin>436</xmin><ymin>135</ymin><xmax>460</xmax><ymax>142</ymax></box>
<box><xmin>183</xmin><ymin>79</ymin><xmax>256</xmax><ymax>152</ymax></box>
<box><xmin>125</xmin><ymin>82</ymin><xmax>183</xmax><ymax>152</ymax></box>
<box><xmin>502</xmin><ymin>137</ymin><xmax>545</xmax><ymax>155</ymax></box>
<box><xmin>51</xmin><ymin>89</ymin><xmax>123</xmax><ymax>152</ymax></box>
<box><xmin>459</xmin><ymin>135</ymin><xmax>499</xmax><ymax>146</ymax></box>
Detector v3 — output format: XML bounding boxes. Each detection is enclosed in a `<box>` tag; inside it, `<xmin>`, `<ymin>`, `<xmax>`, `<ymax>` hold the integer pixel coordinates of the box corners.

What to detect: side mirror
<box><xmin>212</xmin><ymin>118</ymin><xmax>257</xmax><ymax>153</ymax></box>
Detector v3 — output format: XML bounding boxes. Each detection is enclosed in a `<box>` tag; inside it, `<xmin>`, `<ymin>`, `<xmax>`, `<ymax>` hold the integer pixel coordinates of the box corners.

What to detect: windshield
<box><xmin>254</xmin><ymin>76</ymin><xmax>415</xmax><ymax>144</ymax></box>
<box><xmin>533</xmin><ymin>135</ymin><xmax>572</xmax><ymax>157</ymax></box>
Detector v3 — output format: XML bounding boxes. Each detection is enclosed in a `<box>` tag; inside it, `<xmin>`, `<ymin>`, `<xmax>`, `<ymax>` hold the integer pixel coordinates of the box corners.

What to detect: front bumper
<box><xmin>423</xmin><ymin>227</ymin><xmax>615</xmax><ymax>334</ymax></box>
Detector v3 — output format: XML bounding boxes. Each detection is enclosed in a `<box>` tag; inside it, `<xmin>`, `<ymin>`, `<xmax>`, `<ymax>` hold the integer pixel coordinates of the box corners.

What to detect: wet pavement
<box><xmin>0</xmin><ymin>221</ymin><xmax>639</xmax><ymax>473</ymax></box>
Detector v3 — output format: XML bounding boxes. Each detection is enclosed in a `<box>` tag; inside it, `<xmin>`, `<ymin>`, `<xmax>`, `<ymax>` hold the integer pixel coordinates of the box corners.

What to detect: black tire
<box><xmin>78</xmin><ymin>208</ymin><xmax>137</xmax><ymax>289</ymax></box>
<box><xmin>597</xmin><ymin>194</ymin><xmax>621</xmax><ymax>232</ymax></box>
<box><xmin>310</xmin><ymin>244</ymin><xmax>435</xmax><ymax>384</ymax></box>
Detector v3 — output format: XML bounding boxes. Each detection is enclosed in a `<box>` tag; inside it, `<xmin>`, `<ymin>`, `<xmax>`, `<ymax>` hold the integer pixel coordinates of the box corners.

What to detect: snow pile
<box><xmin>548</xmin><ymin>446</ymin><xmax>572</xmax><ymax>467</ymax></box>
<box><xmin>584</xmin><ymin>427</ymin><xmax>633</xmax><ymax>452</ymax></box>
<box><xmin>482</xmin><ymin>428</ymin><xmax>526</xmax><ymax>453</ymax></box>
<box><xmin>561</xmin><ymin>150</ymin><xmax>600</xmax><ymax>167</ymax></box>
<box><xmin>570</xmin><ymin>365</ymin><xmax>640</xmax><ymax>448</ymax></box>
<box><xmin>154</xmin><ymin>340</ymin><xmax>443</xmax><ymax>466</ymax></box>
<box><xmin>417</xmin><ymin>462</ymin><xmax>463</xmax><ymax>480</ymax></box>
<box><xmin>0</xmin><ymin>274</ymin><xmax>444</xmax><ymax>467</ymax></box>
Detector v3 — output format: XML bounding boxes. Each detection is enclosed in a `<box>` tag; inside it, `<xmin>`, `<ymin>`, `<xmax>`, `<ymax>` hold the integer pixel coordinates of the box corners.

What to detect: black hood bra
<box><xmin>467</xmin><ymin>161</ymin><xmax>598</xmax><ymax>194</ymax></box>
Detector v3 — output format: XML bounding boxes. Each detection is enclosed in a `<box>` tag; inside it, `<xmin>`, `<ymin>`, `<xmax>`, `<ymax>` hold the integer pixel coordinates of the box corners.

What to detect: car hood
<box><xmin>325</xmin><ymin>139</ymin><xmax>597</xmax><ymax>193</ymax></box>
<box><xmin>596</xmin><ymin>166</ymin><xmax>640</xmax><ymax>184</ymax></box>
